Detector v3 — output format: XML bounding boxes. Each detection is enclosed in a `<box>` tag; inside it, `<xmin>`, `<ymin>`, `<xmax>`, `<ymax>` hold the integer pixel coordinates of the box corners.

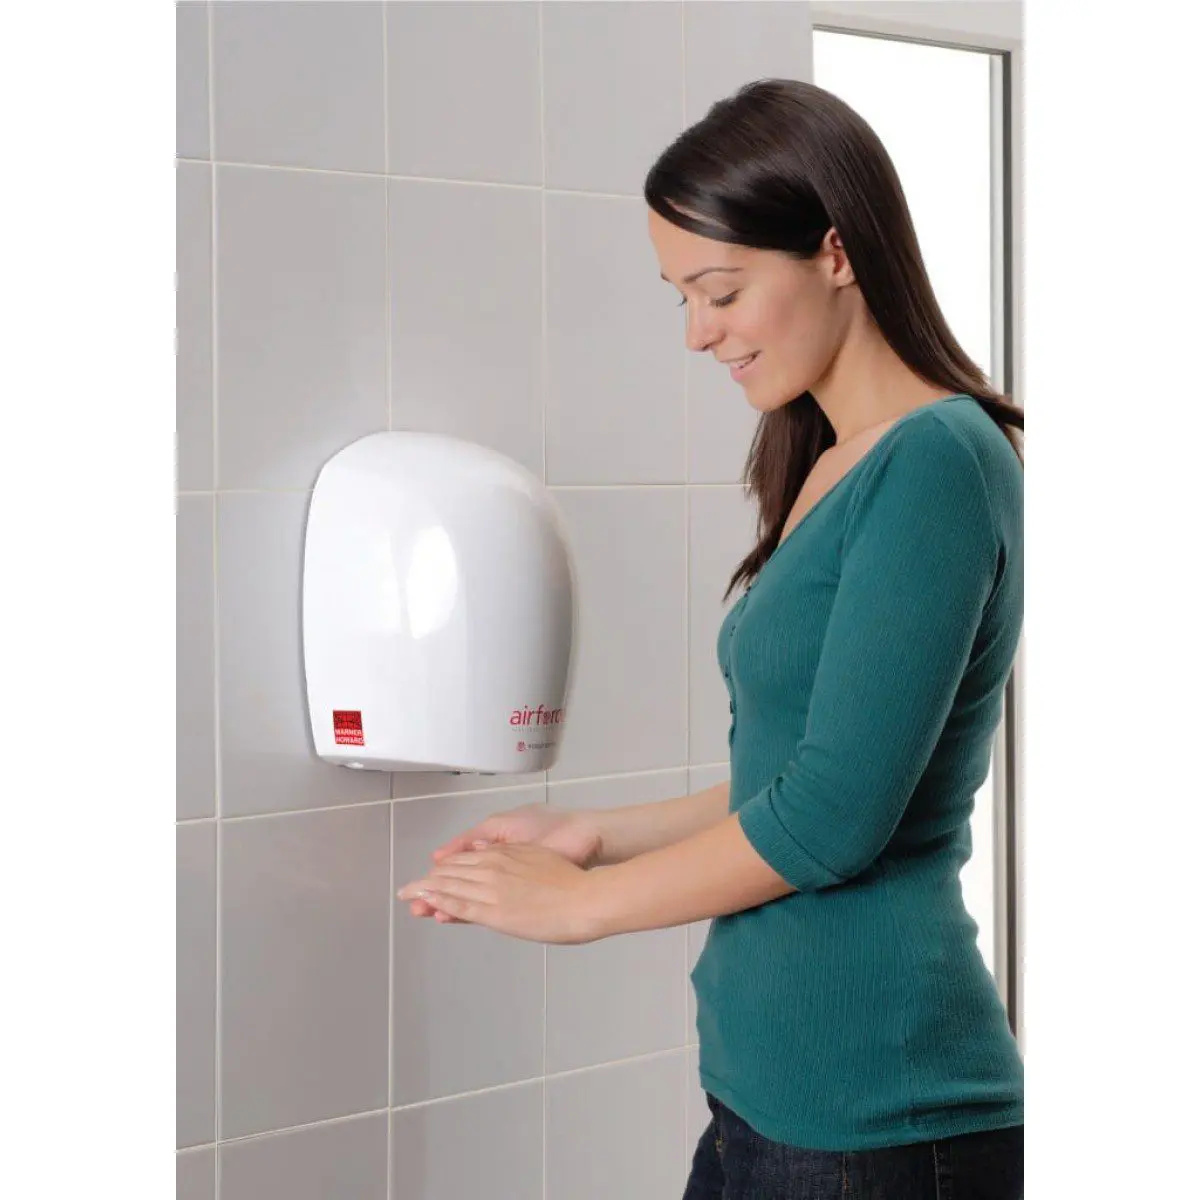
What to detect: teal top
<box><xmin>693</xmin><ymin>395</ymin><xmax>1024</xmax><ymax>1151</ymax></box>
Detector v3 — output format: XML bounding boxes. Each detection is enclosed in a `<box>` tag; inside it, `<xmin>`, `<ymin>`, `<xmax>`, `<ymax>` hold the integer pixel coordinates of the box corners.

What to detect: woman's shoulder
<box><xmin>893</xmin><ymin>397</ymin><xmax>1023</xmax><ymax>541</ymax></box>
<box><xmin>845</xmin><ymin>397</ymin><xmax>1021</xmax><ymax>541</ymax></box>
<box><xmin>885</xmin><ymin>396</ymin><xmax>1022</xmax><ymax>495</ymax></box>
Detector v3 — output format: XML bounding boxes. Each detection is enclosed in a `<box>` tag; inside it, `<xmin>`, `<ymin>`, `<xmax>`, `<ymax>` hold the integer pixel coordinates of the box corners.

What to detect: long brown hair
<box><xmin>644</xmin><ymin>78</ymin><xmax>1024</xmax><ymax>602</ymax></box>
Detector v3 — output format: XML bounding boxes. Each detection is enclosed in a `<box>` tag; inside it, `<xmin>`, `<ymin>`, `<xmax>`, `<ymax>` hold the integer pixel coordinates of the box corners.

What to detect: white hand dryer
<box><xmin>302</xmin><ymin>432</ymin><xmax>578</xmax><ymax>774</ymax></box>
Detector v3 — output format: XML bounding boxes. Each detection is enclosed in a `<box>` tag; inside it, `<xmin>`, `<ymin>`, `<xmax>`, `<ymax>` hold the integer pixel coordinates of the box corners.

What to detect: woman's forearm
<box><xmin>583</xmin><ymin>812</ymin><xmax>795</xmax><ymax>938</ymax></box>
<box><xmin>586</xmin><ymin>780</ymin><xmax>730</xmax><ymax>867</ymax></box>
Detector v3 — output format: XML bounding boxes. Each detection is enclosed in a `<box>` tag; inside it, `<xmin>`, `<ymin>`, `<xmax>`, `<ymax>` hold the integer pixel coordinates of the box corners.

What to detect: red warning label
<box><xmin>333</xmin><ymin>710</ymin><xmax>364</xmax><ymax>746</ymax></box>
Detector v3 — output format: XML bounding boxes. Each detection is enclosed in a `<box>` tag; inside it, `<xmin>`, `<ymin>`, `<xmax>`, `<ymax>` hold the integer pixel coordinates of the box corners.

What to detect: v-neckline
<box><xmin>756</xmin><ymin>394</ymin><xmax>972</xmax><ymax>582</ymax></box>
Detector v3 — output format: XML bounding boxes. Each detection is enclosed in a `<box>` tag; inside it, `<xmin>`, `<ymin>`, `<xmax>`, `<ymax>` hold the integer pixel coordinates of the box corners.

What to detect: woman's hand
<box><xmin>408</xmin><ymin>803</ymin><xmax>604</xmax><ymax>926</ymax></box>
<box><xmin>398</xmin><ymin>842</ymin><xmax>601</xmax><ymax>945</ymax></box>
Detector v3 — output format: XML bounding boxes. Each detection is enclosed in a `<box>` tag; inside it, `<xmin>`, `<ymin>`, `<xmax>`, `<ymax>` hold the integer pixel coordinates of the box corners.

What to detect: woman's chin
<box><xmin>744</xmin><ymin>385</ymin><xmax>787</xmax><ymax>414</ymax></box>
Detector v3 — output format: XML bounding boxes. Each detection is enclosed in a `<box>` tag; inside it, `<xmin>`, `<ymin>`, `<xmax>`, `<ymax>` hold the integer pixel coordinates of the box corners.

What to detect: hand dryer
<box><xmin>302</xmin><ymin>431</ymin><xmax>578</xmax><ymax>775</ymax></box>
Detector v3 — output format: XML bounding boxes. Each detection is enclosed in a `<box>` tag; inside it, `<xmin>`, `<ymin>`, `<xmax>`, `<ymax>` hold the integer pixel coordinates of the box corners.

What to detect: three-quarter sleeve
<box><xmin>736</xmin><ymin>420</ymin><xmax>1001</xmax><ymax>893</ymax></box>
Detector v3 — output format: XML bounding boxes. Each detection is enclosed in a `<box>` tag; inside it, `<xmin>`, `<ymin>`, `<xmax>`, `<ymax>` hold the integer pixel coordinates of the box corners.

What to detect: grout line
<box><xmin>172</xmin><ymin>156</ymin><xmax>648</xmax><ymax>202</ymax></box>
<box><xmin>179</xmin><ymin>482</ymin><xmax>746</xmax><ymax>496</ymax></box>
<box><xmin>398</xmin><ymin>1046</ymin><xmax>691</xmax><ymax>1106</ymax></box>
<box><xmin>382</xmin><ymin>0</ymin><xmax>393</xmax><ymax>446</ymax></box>
<box><xmin>386</xmin><ymin>800</ymin><xmax>395</xmax><ymax>1200</ymax></box>
<box><xmin>180</xmin><ymin>487</ymin><xmax>312</xmax><ymax>496</ymax></box>
<box><xmin>540</xmin><ymin>5</ymin><xmax>548</xmax><ymax>492</ymax></box>
<box><xmin>680</xmin><ymin>4</ymin><xmax>691</xmax><ymax>1176</ymax></box>
<box><xmin>183</xmin><ymin>1046</ymin><xmax>695</xmax><ymax>1159</ymax></box>
<box><xmin>221</xmin><ymin>799</ymin><xmax>392</xmax><ymax>825</ymax></box>
<box><xmin>206</xmin><ymin>3</ymin><xmax>223</xmax><ymax>1193</ymax></box>
<box><xmin>200</xmin><ymin>1106</ymin><xmax>391</xmax><ymax>1153</ymax></box>
<box><xmin>537</xmin><ymin>9</ymin><xmax>549</xmax><ymax>1195</ymax></box>
<box><xmin>382</xmin><ymin>9</ymin><xmax>393</xmax><ymax>1192</ymax></box>
<box><xmin>218</xmin><ymin>763</ymin><xmax>727</xmax><ymax>824</ymax></box>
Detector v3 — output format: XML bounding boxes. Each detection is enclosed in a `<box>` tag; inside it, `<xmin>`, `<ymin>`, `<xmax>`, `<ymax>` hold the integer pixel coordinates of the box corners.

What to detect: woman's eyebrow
<box><xmin>660</xmin><ymin>267</ymin><xmax>744</xmax><ymax>284</ymax></box>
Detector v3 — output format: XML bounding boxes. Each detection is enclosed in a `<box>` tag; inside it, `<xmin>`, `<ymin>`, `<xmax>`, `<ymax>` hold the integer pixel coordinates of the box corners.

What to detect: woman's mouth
<box><xmin>730</xmin><ymin>352</ymin><xmax>760</xmax><ymax>381</ymax></box>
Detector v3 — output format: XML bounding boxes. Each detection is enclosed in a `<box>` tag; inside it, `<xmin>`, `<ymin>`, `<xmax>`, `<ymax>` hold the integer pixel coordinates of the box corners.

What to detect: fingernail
<box><xmin>472</xmin><ymin>840</ymin><xmax>487</xmax><ymax>849</ymax></box>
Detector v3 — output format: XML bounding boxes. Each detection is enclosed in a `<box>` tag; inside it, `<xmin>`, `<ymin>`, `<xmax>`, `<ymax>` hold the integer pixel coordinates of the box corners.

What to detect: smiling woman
<box><xmin>643</xmin><ymin>78</ymin><xmax>1022</xmax><ymax>604</ymax></box>
<box><xmin>641</xmin><ymin>78</ymin><xmax>1025</xmax><ymax>1200</ymax></box>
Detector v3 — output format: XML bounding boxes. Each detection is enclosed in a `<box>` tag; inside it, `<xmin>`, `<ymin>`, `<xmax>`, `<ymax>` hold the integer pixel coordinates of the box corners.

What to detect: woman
<box><xmin>398</xmin><ymin>78</ymin><xmax>1024</xmax><ymax>1199</ymax></box>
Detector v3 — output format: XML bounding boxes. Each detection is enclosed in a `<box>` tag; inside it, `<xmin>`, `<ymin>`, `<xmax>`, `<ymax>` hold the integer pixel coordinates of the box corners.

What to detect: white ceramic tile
<box><xmin>688</xmin><ymin>485</ymin><xmax>760</xmax><ymax>765</ymax></box>
<box><xmin>177</xmin><ymin>162</ymin><xmax>213</xmax><ymax>493</ymax></box>
<box><xmin>211</xmin><ymin>0</ymin><xmax>385</xmax><ymax>171</ymax></box>
<box><xmin>392</xmin><ymin>788</ymin><xmax>545</xmax><ymax>1106</ymax></box>
<box><xmin>684</xmin><ymin>1044</ymin><xmax>710</xmax><ymax>1176</ymax></box>
<box><xmin>392</xmin><ymin>769</ymin><xmax>547</xmax><ymax>803</ymax></box>
<box><xmin>683</xmin><ymin>1</ymin><xmax>815</xmax><ymax>127</ymax></box>
<box><xmin>545</xmin><ymin>192</ymin><xmax>685</xmax><ymax>484</ymax></box>
<box><xmin>386</xmin><ymin>1</ymin><xmax>540</xmax><ymax>185</ymax></box>
<box><xmin>388</xmin><ymin>180</ymin><xmax>543</xmax><ymax>480</ymax></box>
<box><xmin>680</xmin><ymin>1</ymin><xmax>814</xmax><ymax>483</ymax></box>
<box><xmin>176</xmin><ymin>1146</ymin><xmax>215</xmax><ymax>1200</ymax></box>
<box><xmin>686</xmin><ymin>764</ymin><xmax>728</xmax><ymax>1045</ymax></box>
<box><xmin>173</xmin><ymin>0</ymin><xmax>852</xmax><ymax>1170</ymax></box>
<box><xmin>550</xmin><ymin>768</ymin><xmax>689</xmax><ymax>823</ymax></box>
<box><xmin>543</xmin><ymin>1</ymin><xmax>684</xmax><ymax>195</ymax></box>
<box><xmin>687</xmin><ymin>764</ymin><xmax>730</xmax><ymax>793</ymax></box>
<box><xmin>215</xmin><ymin>165</ymin><xmax>387</xmax><ymax>492</ymax></box>
<box><xmin>177</xmin><ymin>822</ymin><xmax>216</xmax><ymax>1148</ymax></box>
<box><xmin>177</xmin><ymin>495</ymin><xmax>215</xmax><ymax>820</ymax></box>
<box><xmin>220</xmin><ymin>804</ymin><xmax>390</xmax><ymax>1138</ymax></box>
<box><xmin>545</xmin><ymin>772</ymin><xmax>687</xmax><ymax>1072</ymax></box>
<box><xmin>687</xmin><ymin>353</ymin><xmax>764</xmax><ymax>485</ymax></box>
<box><xmin>545</xmin><ymin>487</ymin><xmax>686</xmax><ymax>780</ymax></box>
<box><xmin>685</xmin><ymin>918</ymin><xmax>710</xmax><ymax>1048</ymax></box>
<box><xmin>177</xmin><ymin>2</ymin><xmax>210</xmax><ymax>160</ymax></box>
<box><xmin>220</xmin><ymin>1113</ymin><xmax>387</xmax><ymax>1200</ymax></box>
<box><xmin>391</xmin><ymin>1082</ymin><xmax>542</xmax><ymax>1200</ymax></box>
<box><xmin>216</xmin><ymin>492</ymin><xmax>390</xmax><ymax>817</ymax></box>
<box><xmin>546</xmin><ymin>1053</ymin><xmax>688</xmax><ymax>1200</ymax></box>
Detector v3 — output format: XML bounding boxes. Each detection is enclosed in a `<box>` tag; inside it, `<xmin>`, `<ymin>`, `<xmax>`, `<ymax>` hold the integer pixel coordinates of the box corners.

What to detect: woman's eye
<box><xmin>676</xmin><ymin>292</ymin><xmax>739</xmax><ymax>309</ymax></box>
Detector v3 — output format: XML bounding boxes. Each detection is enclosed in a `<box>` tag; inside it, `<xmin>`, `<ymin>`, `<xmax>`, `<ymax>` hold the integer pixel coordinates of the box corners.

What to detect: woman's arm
<box><xmin>580</xmin><ymin>421</ymin><xmax>1001</xmax><ymax>939</ymax></box>
<box><xmin>586</xmin><ymin>779</ymin><xmax>730</xmax><ymax>867</ymax></box>
<box><xmin>584</xmin><ymin>812</ymin><xmax>795</xmax><ymax>937</ymax></box>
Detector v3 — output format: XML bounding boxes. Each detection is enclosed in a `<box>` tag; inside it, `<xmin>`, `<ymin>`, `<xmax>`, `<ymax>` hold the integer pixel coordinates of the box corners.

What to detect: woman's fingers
<box><xmin>433</xmin><ymin>835</ymin><xmax>492</xmax><ymax>862</ymax></box>
<box><xmin>434</xmin><ymin>835</ymin><xmax>480</xmax><ymax>860</ymax></box>
<box><xmin>410</xmin><ymin>898</ymin><xmax>463</xmax><ymax>924</ymax></box>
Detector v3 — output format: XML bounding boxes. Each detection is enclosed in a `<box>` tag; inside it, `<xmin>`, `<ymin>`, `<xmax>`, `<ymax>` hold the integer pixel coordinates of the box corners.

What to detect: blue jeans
<box><xmin>683</xmin><ymin>1093</ymin><xmax>1023</xmax><ymax>1199</ymax></box>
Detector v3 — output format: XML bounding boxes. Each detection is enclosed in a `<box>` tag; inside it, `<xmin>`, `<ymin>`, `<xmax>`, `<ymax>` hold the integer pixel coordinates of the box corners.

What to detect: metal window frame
<box><xmin>809</xmin><ymin>4</ymin><xmax>1025</xmax><ymax>1053</ymax></box>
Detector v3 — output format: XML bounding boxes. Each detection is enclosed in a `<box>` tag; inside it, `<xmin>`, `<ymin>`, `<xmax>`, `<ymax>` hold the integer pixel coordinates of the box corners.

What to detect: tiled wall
<box><xmin>176</xmin><ymin>2</ymin><xmax>815</xmax><ymax>1197</ymax></box>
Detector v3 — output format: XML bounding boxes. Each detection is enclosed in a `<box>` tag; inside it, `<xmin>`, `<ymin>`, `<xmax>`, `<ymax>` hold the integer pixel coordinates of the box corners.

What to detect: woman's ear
<box><xmin>821</xmin><ymin>227</ymin><xmax>856</xmax><ymax>287</ymax></box>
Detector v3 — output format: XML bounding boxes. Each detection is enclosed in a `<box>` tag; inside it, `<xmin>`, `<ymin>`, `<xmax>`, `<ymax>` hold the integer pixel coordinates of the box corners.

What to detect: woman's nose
<box><xmin>684</xmin><ymin>307</ymin><xmax>719</xmax><ymax>354</ymax></box>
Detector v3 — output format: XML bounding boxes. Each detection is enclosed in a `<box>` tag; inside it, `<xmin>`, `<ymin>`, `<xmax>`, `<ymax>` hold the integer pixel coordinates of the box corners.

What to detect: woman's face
<box><xmin>648</xmin><ymin>206</ymin><xmax>854</xmax><ymax>414</ymax></box>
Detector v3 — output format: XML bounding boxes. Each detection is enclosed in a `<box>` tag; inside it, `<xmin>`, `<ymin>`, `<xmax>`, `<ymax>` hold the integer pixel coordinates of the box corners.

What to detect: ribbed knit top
<box><xmin>692</xmin><ymin>395</ymin><xmax>1024</xmax><ymax>1151</ymax></box>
